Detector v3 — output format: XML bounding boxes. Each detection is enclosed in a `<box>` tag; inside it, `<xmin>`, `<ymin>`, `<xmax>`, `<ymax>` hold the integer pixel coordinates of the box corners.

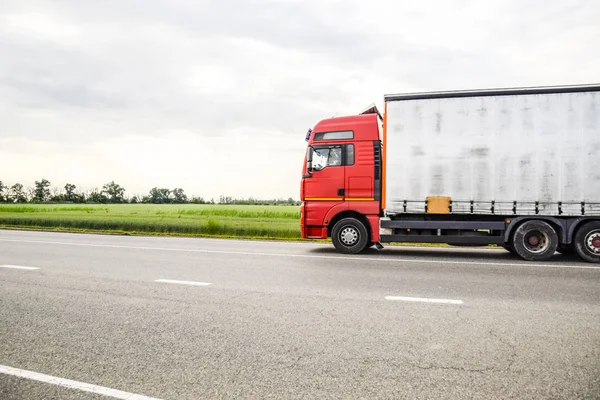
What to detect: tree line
<box><xmin>0</xmin><ymin>179</ymin><xmax>300</xmax><ymax>206</ymax></box>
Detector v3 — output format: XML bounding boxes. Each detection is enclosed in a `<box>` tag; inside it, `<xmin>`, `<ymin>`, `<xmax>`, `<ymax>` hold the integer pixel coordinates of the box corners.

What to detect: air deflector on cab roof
<box><xmin>359</xmin><ymin>103</ymin><xmax>382</xmax><ymax>121</ymax></box>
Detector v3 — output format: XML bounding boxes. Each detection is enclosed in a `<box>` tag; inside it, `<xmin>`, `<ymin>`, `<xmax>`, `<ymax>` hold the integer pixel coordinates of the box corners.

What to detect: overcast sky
<box><xmin>1</xmin><ymin>0</ymin><xmax>598</xmax><ymax>200</ymax></box>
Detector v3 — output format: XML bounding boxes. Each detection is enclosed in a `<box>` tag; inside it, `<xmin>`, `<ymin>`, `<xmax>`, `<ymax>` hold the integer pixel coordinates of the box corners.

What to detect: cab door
<box><xmin>303</xmin><ymin>144</ymin><xmax>345</xmax><ymax>201</ymax></box>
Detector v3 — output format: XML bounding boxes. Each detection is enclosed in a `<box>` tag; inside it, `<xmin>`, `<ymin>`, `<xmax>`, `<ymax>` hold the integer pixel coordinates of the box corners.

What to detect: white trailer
<box><xmin>384</xmin><ymin>85</ymin><xmax>600</xmax><ymax>217</ymax></box>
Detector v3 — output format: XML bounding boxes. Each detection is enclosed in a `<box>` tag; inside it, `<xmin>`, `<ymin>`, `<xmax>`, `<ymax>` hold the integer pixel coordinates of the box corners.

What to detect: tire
<box><xmin>331</xmin><ymin>217</ymin><xmax>369</xmax><ymax>254</ymax></box>
<box><xmin>573</xmin><ymin>221</ymin><xmax>600</xmax><ymax>263</ymax></box>
<box><xmin>511</xmin><ymin>220</ymin><xmax>559</xmax><ymax>261</ymax></box>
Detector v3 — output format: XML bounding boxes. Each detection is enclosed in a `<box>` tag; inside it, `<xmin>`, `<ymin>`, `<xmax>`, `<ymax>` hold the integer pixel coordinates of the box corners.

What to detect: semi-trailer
<box><xmin>300</xmin><ymin>83</ymin><xmax>600</xmax><ymax>263</ymax></box>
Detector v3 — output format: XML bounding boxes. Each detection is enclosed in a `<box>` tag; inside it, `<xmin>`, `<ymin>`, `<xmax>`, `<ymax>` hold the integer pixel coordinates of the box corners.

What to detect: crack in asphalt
<box><xmin>488</xmin><ymin>329</ymin><xmax>518</xmax><ymax>372</ymax></box>
<box><xmin>410</xmin><ymin>363</ymin><xmax>496</xmax><ymax>373</ymax></box>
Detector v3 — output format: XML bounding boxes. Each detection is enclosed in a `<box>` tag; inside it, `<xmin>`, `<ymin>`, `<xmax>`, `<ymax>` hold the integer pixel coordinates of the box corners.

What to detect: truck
<box><xmin>299</xmin><ymin>83</ymin><xmax>600</xmax><ymax>263</ymax></box>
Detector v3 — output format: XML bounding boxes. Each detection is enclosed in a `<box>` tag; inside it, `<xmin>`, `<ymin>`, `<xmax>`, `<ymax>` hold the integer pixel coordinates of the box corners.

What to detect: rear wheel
<box><xmin>511</xmin><ymin>220</ymin><xmax>559</xmax><ymax>261</ymax></box>
<box><xmin>573</xmin><ymin>221</ymin><xmax>600</xmax><ymax>263</ymax></box>
<box><xmin>331</xmin><ymin>217</ymin><xmax>369</xmax><ymax>254</ymax></box>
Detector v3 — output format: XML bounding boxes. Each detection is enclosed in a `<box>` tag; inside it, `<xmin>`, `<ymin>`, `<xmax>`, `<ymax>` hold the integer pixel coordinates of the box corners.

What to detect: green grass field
<box><xmin>0</xmin><ymin>204</ymin><xmax>303</xmax><ymax>240</ymax></box>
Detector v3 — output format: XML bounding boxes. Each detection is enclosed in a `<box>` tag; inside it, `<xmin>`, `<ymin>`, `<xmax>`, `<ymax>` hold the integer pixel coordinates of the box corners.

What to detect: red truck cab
<box><xmin>300</xmin><ymin>111</ymin><xmax>383</xmax><ymax>252</ymax></box>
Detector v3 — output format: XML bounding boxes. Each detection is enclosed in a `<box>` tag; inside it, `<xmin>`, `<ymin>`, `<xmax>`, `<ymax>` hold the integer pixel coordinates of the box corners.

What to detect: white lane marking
<box><xmin>1</xmin><ymin>238</ymin><xmax>599</xmax><ymax>270</ymax></box>
<box><xmin>0</xmin><ymin>364</ymin><xmax>163</xmax><ymax>400</ymax></box>
<box><xmin>0</xmin><ymin>264</ymin><xmax>40</xmax><ymax>270</ymax></box>
<box><xmin>385</xmin><ymin>296</ymin><xmax>464</xmax><ymax>305</ymax></box>
<box><xmin>155</xmin><ymin>279</ymin><xmax>212</xmax><ymax>286</ymax></box>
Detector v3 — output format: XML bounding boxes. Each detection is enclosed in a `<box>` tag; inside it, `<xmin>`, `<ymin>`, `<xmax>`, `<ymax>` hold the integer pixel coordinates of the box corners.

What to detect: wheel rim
<box><xmin>523</xmin><ymin>229</ymin><xmax>549</xmax><ymax>254</ymax></box>
<box><xmin>340</xmin><ymin>226</ymin><xmax>359</xmax><ymax>246</ymax></box>
<box><xmin>585</xmin><ymin>230</ymin><xmax>600</xmax><ymax>254</ymax></box>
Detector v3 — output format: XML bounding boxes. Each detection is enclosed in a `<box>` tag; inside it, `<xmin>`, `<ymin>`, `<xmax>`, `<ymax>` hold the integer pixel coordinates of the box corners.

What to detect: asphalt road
<box><xmin>1</xmin><ymin>229</ymin><xmax>599</xmax><ymax>399</ymax></box>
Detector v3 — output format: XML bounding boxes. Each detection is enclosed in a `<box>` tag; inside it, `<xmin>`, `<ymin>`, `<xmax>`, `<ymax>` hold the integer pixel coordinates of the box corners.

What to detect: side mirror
<box><xmin>307</xmin><ymin>148</ymin><xmax>314</xmax><ymax>172</ymax></box>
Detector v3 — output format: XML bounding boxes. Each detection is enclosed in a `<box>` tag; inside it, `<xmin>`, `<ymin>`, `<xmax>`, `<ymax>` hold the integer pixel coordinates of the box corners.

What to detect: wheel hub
<box><xmin>524</xmin><ymin>230</ymin><xmax>548</xmax><ymax>253</ymax></box>
<box><xmin>340</xmin><ymin>227</ymin><xmax>359</xmax><ymax>246</ymax></box>
<box><xmin>586</xmin><ymin>231</ymin><xmax>600</xmax><ymax>254</ymax></box>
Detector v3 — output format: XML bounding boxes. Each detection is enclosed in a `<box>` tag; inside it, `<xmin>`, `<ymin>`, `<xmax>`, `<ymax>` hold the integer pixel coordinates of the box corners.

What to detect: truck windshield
<box><xmin>308</xmin><ymin>146</ymin><xmax>342</xmax><ymax>171</ymax></box>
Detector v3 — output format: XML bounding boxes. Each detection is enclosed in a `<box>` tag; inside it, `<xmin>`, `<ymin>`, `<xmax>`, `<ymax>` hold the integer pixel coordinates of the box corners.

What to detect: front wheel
<box><xmin>331</xmin><ymin>218</ymin><xmax>369</xmax><ymax>254</ymax></box>
<box><xmin>574</xmin><ymin>221</ymin><xmax>600</xmax><ymax>263</ymax></box>
<box><xmin>511</xmin><ymin>220</ymin><xmax>559</xmax><ymax>261</ymax></box>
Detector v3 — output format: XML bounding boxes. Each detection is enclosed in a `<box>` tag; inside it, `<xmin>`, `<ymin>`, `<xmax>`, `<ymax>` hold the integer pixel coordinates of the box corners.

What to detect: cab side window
<box><xmin>310</xmin><ymin>144</ymin><xmax>354</xmax><ymax>171</ymax></box>
<box><xmin>346</xmin><ymin>144</ymin><xmax>354</xmax><ymax>166</ymax></box>
<box><xmin>312</xmin><ymin>147</ymin><xmax>342</xmax><ymax>171</ymax></box>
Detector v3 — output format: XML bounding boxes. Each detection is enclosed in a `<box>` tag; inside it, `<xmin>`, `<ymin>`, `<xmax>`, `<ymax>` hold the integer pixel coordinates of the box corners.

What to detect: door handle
<box><xmin>337</xmin><ymin>188</ymin><xmax>345</xmax><ymax>196</ymax></box>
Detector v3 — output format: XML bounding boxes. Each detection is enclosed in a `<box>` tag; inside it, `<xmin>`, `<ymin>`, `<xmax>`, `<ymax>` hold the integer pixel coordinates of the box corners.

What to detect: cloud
<box><xmin>0</xmin><ymin>0</ymin><xmax>598</xmax><ymax>200</ymax></box>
